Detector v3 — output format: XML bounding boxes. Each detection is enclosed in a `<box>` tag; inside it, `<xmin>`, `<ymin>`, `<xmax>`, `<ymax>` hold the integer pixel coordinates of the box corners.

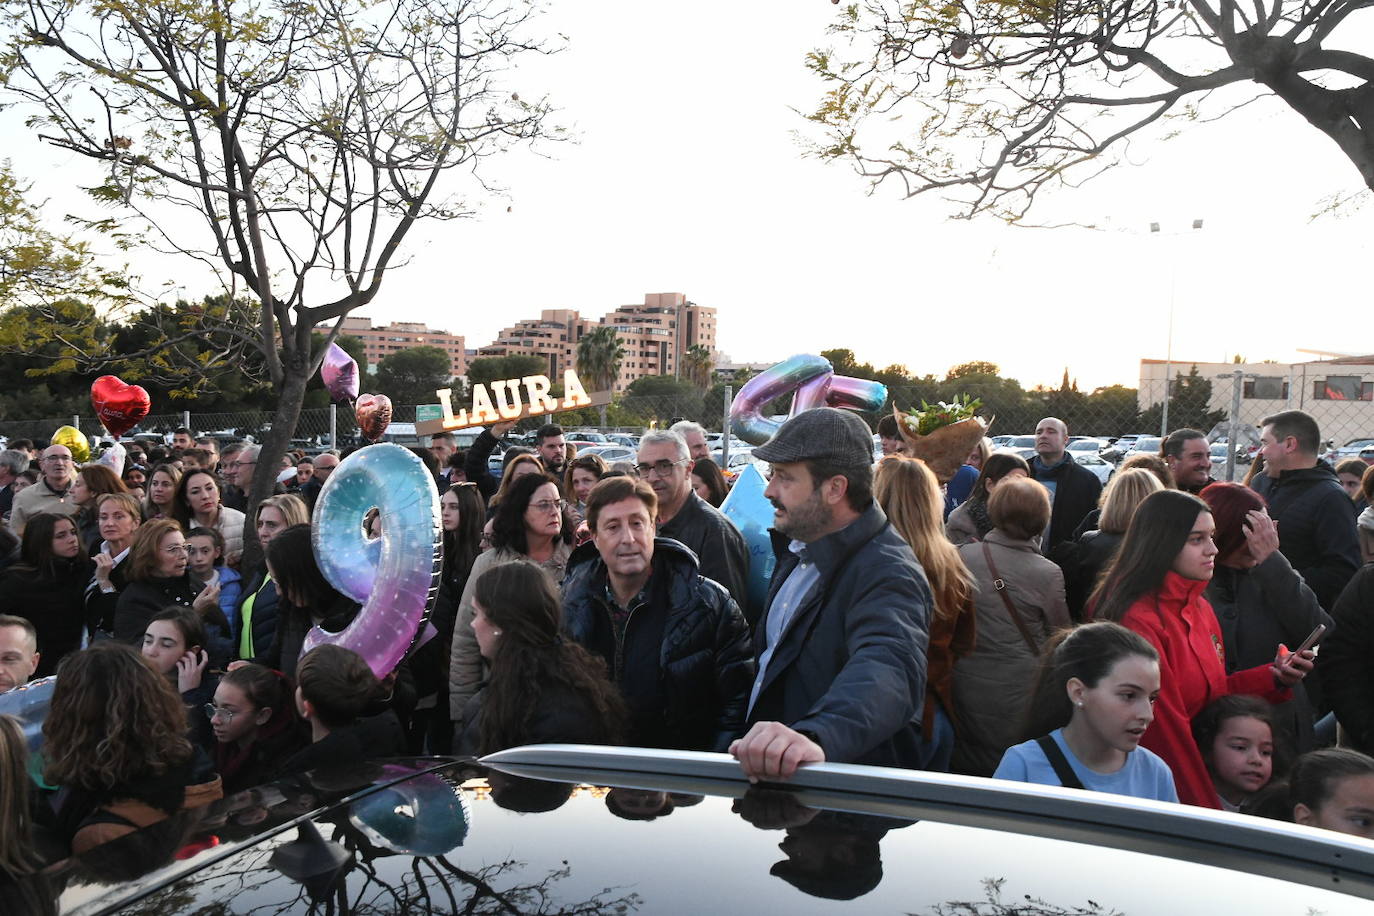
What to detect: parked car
<box><xmin>1074</xmin><ymin>451</ymin><xmax>1114</xmax><ymax>485</ymax></box>
<box><xmin>1067</xmin><ymin>437</ymin><xmax>1109</xmax><ymax>456</ymax></box>
<box><xmin>605</xmin><ymin>433</ymin><xmax>639</xmax><ymax>449</ymax></box>
<box><xmin>1120</xmin><ymin>435</ymin><xmax>1163</xmax><ymax>463</ymax></box>
<box><xmin>576</xmin><ymin>444</ymin><xmax>635</xmax><ymax>464</ymax></box>
<box><xmin>1101</xmin><ymin>433</ymin><xmax>1148</xmax><ymax>463</ymax></box>
<box><xmin>24</xmin><ymin>745</ymin><xmax>1374</xmax><ymax>914</ymax></box>
<box><xmin>1003</xmin><ymin>435</ymin><xmax>1036</xmax><ymax>451</ymax></box>
<box><xmin>1327</xmin><ymin>437</ymin><xmax>1374</xmax><ymax>466</ymax></box>
<box><xmin>567</xmin><ymin>430</ymin><xmax>608</xmax><ymax>445</ymax></box>
<box><xmin>712</xmin><ymin>447</ymin><xmax>766</xmax><ymax>481</ymax></box>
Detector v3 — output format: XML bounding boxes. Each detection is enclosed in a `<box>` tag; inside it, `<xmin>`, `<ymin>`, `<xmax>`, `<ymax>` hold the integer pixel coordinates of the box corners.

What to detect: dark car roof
<box><xmin>29</xmin><ymin>746</ymin><xmax>1374</xmax><ymax>914</ymax></box>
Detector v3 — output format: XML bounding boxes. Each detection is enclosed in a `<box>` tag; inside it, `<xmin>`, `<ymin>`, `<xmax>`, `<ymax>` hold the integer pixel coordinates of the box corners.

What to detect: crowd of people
<box><xmin>2</xmin><ymin>405</ymin><xmax>1374</xmax><ymax>880</ymax></box>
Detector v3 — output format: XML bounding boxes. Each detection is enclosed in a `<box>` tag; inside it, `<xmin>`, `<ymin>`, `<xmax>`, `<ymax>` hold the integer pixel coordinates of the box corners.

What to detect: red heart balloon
<box><xmin>90</xmin><ymin>375</ymin><xmax>152</xmax><ymax>438</ymax></box>
<box><xmin>355</xmin><ymin>393</ymin><xmax>393</xmax><ymax>442</ymax></box>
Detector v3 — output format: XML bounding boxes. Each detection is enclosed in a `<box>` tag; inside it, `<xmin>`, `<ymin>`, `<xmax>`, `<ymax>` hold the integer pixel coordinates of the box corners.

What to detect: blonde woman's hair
<box><xmin>1098</xmin><ymin>468</ymin><xmax>1165</xmax><ymax>535</ymax></box>
<box><xmin>0</xmin><ymin>715</ymin><xmax>37</xmax><ymax>876</ymax></box>
<box><xmin>874</xmin><ymin>456</ymin><xmax>975</xmax><ymax>623</ymax></box>
<box><xmin>256</xmin><ymin>493</ymin><xmax>309</xmax><ymax>529</ymax></box>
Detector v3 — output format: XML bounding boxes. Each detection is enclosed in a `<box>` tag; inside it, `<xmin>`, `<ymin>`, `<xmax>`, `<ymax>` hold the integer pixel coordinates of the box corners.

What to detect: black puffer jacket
<box><xmin>1252</xmin><ymin>463</ymin><xmax>1360</xmax><ymax>611</ymax></box>
<box><xmin>1318</xmin><ymin>566</ymin><xmax>1374</xmax><ymax>754</ymax></box>
<box><xmin>1205</xmin><ymin>551</ymin><xmax>1331</xmax><ymax>751</ymax></box>
<box><xmin>561</xmin><ymin>537</ymin><xmax>754</xmax><ymax>752</ymax></box>
<box><xmin>1057</xmin><ymin>528</ymin><xmax>1123</xmax><ymax>621</ymax></box>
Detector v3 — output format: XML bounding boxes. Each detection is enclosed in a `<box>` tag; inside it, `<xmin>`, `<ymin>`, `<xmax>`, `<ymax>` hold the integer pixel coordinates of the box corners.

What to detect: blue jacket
<box><xmin>750</xmin><ymin>503</ymin><xmax>932</xmax><ymax>768</ymax></box>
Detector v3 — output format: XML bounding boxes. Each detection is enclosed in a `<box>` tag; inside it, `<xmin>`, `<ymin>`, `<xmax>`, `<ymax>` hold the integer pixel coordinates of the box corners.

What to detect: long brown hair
<box><xmin>0</xmin><ymin>714</ymin><xmax>38</xmax><ymax>876</ymax></box>
<box><xmin>1088</xmin><ymin>489</ymin><xmax>1211</xmax><ymax>622</ymax></box>
<box><xmin>43</xmin><ymin>643</ymin><xmax>192</xmax><ymax>791</ymax></box>
<box><xmin>874</xmin><ymin>456</ymin><xmax>974</xmax><ymax>623</ymax></box>
<box><xmin>473</xmin><ymin>561</ymin><xmax>626</xmax><ymax>754</ymax></box>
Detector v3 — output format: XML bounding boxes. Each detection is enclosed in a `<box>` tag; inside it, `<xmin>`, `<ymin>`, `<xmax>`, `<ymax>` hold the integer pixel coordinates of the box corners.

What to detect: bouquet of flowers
<box><xmin>894</xmin><ymin>395</ymin><xmax>991</xmax><ymax>483</ymax></box>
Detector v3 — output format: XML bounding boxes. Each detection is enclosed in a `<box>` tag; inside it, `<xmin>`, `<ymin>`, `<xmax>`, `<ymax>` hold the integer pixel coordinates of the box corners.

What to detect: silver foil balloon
<box><xmin>304</xmin><ymin>444</ymin><xmax>441</xmax><ymax>678</ymax></box>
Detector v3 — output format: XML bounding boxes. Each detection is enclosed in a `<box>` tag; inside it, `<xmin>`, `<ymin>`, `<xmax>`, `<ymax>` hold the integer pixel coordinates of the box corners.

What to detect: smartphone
<box><xmin>1292</xmin><ymin>623</ymin><xmax>1327</xmax><ymax>656</ymax></box>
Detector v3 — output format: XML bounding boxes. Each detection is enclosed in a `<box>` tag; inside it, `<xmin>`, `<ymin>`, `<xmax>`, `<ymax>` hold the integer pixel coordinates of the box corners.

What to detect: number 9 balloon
<box><xmin>303</xmin><ymin>443</ymin><xmax>441</xmax><ymax>678</ymax></box>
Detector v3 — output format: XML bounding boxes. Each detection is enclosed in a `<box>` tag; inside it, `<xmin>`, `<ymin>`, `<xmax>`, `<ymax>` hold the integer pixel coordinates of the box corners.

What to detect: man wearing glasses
<box><xmin>635</xmin><ymin>431</ymin><xmax>750</xmax><ymax>621</ymax></box>
<box><xmin>11</xmin><ymin>444</ymin><xmax>79</xmax><ymax>534</ymax></box>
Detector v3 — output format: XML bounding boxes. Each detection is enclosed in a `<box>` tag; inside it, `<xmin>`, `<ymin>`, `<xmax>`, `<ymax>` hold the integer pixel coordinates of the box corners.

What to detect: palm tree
<box><xmin>576</xmin><ymin>326</ymin><xmax>624</xmax><ymax>426</ymax></box>
<box><xmin>681</xmin><ymin>345</ymin><xmax>714</xmax><ymax>389</ymax></box>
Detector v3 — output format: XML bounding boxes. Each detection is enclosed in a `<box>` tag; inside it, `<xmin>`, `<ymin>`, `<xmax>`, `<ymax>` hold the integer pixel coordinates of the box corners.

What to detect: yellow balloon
<box><xmin>51</xmin><ymin>425</ymin><xmax>90</xmax><ymax>463</ymax></box>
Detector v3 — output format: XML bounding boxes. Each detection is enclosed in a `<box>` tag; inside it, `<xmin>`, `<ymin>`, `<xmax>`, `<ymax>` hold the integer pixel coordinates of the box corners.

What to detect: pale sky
<box><xmin>7</xmin><ymin>2</ymin><xmax>1372</xmax><ymax>391</ymax></box>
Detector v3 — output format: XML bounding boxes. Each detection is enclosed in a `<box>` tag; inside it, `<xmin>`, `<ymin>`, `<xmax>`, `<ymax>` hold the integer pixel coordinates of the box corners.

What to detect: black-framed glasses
<box><xmin>635</xmin><ymin>458</ymin><xmax>688</xmax><ymax>478</ymax></box>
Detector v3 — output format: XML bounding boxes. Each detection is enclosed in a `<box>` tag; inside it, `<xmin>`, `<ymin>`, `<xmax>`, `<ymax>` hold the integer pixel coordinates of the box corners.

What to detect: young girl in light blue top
<box><xmin>995</xmin><ymin>621</ymin><xmax>1179</xmax><ymax>803</ymax></box>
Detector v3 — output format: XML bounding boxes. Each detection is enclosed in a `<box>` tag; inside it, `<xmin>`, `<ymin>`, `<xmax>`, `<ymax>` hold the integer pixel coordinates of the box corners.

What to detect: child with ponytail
<box><xmin>994</xmin><ymin>621</ymin><xmax>1178</xmax><ymax>802</ymax></box>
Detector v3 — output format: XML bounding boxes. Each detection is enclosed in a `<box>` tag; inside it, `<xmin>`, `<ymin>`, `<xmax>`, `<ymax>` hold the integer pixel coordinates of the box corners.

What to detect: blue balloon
<box><xmin>0</xmin><ymin>675</ymin><xmax>55</xmax><ymax>753</ymax></box>
<box><xmin>348</xmin><ymin>767</ymin><xmax>470</xmax><ymax>856</ymax></box>
<box><xmin>719</xmin><ymin>464</ymin><xmax>776</xmax><ymax>621</ymax></box>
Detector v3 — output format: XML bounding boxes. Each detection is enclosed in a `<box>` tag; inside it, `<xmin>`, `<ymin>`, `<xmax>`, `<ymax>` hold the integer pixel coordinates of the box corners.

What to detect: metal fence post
<box><xmin>721</xmin><ymin>386</ymin><xmax>732</xmax><ymax>469</ymax></box>
<box><xmin>1226</xmin><ymin>369</ymin><xmax>1244</xmax><ymax>482</ymax></box>
<box><xmin>329</xmin><ymin>403</ymin><xmax>337</xmax><ymax>452</ymax></box>
<box><xmin>183</xmin><ymin>410</ymin><xmax>191</xmax><ymax>431</ymax></box>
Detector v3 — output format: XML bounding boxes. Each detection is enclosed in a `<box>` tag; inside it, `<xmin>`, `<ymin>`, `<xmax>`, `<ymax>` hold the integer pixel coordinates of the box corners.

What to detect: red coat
<box><xmin>1120</xmin><ymin>572</ymin><xmax>1290</xmax><ymax>808</ymax></box>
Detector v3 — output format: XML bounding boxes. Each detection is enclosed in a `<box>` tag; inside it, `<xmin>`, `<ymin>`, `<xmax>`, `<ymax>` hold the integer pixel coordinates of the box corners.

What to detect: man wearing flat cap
<box><xmin>730</xmin><ymin>408</ymin><xmax>932</xmax><ymax>781</ymax></box>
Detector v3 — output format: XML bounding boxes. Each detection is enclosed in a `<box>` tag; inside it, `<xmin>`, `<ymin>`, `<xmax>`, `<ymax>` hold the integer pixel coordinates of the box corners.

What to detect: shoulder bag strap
<box><xmin>1035</xmin><ymin>735</ymin><xmax>1085</xmax><ymax>790</ymax></box>
<box><xmin>981</xmin><ymin>541</ymin><xmax>1039</xmax><ymax>655</ymax></box>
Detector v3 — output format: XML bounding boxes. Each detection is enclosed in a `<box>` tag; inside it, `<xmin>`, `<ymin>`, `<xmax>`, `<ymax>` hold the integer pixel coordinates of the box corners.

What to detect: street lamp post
<box><xmin>1150</xmin><ymin>218</ymin><xmax>1204</xmax><ymax>437</ymax></box>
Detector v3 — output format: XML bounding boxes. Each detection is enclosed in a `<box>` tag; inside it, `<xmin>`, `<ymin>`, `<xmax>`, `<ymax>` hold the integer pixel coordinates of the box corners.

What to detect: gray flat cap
<box><xmin>753</xmin><ymin>407</ymin><xmax>874</xmax><ymax>467</ymax></box>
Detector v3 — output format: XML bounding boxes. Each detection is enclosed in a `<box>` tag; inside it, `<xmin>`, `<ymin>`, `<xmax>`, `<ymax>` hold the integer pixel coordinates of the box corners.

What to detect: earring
<box><xmin>493</xmin><ymin>629</ymin><xmax>502</xmax><ymax>636</ymax></box>
<box><xmin>1075</xmin><ymin>701</ymin><xmax>1083</xmax><ymax>708</ymax></box>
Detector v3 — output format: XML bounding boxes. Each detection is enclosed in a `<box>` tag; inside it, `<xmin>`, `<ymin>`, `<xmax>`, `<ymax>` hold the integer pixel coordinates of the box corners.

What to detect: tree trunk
<box><xmin>239</xmin><ymin>352</ymin><xmax>312</xmax><ymax>573</ymax></box>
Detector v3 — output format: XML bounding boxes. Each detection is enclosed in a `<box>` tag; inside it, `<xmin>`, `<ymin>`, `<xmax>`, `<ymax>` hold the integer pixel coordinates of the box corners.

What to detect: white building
<box><xmin>1138</xmin><ymin>356</ymin><xmax>1374</xmax><ymax>446</ymax></box>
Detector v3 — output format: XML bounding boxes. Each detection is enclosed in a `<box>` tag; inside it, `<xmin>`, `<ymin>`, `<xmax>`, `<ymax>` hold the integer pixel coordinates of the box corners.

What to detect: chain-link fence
<box><xmin>2</xmin><ymin>366</ymin><xmax>1370</xmax><ymax>485</ymax></box>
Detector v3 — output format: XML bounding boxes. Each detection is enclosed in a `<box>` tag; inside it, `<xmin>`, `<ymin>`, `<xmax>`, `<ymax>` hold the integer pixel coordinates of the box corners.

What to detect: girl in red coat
<box><xmin>1090</xmin><ymin>490</ymin><xmax>1314</xmax><ymax>808</ymax></box>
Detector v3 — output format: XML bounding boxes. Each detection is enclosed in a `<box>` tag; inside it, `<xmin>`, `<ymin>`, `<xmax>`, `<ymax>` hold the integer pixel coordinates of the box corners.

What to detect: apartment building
<box><xmin>336</xmin><ymin>317</ymin><xmax>467</xmax><ymax>378</ymax></box>
<box><xmin>478</xmin><ymin>293</ymin><xmax>718</xmax><ymax>393</ymax></box>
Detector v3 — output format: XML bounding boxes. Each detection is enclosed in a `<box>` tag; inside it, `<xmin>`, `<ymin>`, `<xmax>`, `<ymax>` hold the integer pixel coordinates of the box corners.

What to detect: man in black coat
<box><xmin>561</xmin><ymin>475</ymin><xmax>754</xmax><ymax>752</ymax></box>
<box><xmin>730</xmin><ymin>408</ymin><xmax>932</xmax><ymax>782</ymax></box>
<box><xmin>1252</xmin><ymin>409</ymin><xmax>1360</xmax><ymax>612</ymax></box>
<box><xmin>1319</xmin><ymin>565</ymin><xmax>1374</xmax><ymax>754</ymax></box>
<box><xmin>635</xmin><ymin>430</ymin><xmax>751</xmax><ymax>618</ymax></box>
<box><xmin>1028</xmin><ymin>416</ymin><xmax>1102</xmax><ymax>555</ymax></box>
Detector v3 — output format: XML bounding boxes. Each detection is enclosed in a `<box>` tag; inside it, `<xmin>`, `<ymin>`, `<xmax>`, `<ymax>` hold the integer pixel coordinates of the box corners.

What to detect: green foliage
<box><xmin>0</xmin><ymin>163</ymin><xmax>132</xmax><ymax>315</ymax></box>
<box><xmin>466</xmin><ymin>355</ymin><xmax>548</xmax><ymax>390</ymax></box>
<box><xmin>373</xmin><ymin>345</ymin><xmax>453</xmax><ymax>406</ymax></box>
<box><xmin>1138</xmin><ymin>364</ymin><xmax>1227</xmax><ymax>434</ymax></box>
<box><xmin>898</xmin><ymin>394</ymin><xmax>983</xmax><ymax>436</ymax></box>
<box><xmin>681</xmin><ymin>344</ymin><xmax>715</xmax><ymax>389</ymax></box>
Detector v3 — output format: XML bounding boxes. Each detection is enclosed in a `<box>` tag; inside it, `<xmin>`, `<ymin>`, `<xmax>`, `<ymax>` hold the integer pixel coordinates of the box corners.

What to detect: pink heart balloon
<box><xmin>355</xmin><ymin>393</ymin><xmax>393</xmax><ymax>442</ymax></box>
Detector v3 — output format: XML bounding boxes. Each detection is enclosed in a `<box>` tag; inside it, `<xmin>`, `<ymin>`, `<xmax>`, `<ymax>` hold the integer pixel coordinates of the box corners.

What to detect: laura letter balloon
<box><xmin>303</xmin><ymin>443</ymin><xmax>441</xmax><ymax>678</ymax></box>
